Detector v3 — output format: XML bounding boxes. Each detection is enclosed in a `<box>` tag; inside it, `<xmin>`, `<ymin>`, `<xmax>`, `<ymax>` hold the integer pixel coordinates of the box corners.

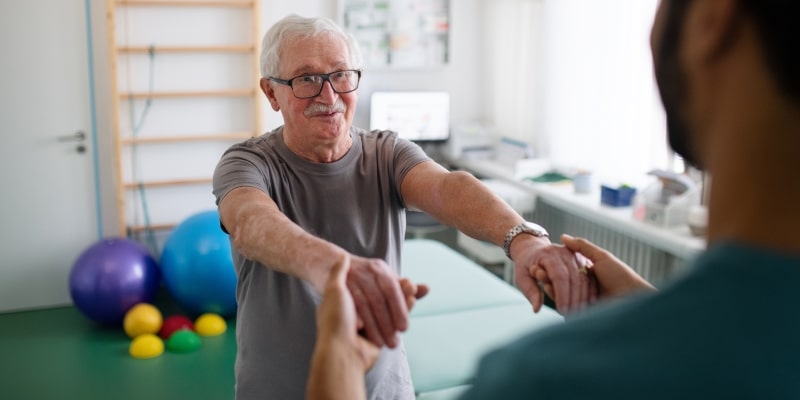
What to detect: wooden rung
<box><xmin>116</xmin><ymin>0</ymin><xmax>254</xmax><ymax>8</ymax></box>
<box><xmin>120</xmin><ymin>89</ymin><xmax>255</xmax><ymax>99</ymax></box>
<box><xmin>121</xmin><ymin>132</ymin><xmax>256</xmax><ymax>144</ymax></box>
<box><xmin>128</xmin><ymin>223</ymin><xmax>176</xmax><ymax>233</ymax></box>
<box><xmin>124</xmin><ymin>177</ymin><xmax>212</xmax><ymax>189</ymax></box>
<box><xmin>117</xmin><ymin>45</ymin><xmax>255</xmax><ymax>53</ymax></box>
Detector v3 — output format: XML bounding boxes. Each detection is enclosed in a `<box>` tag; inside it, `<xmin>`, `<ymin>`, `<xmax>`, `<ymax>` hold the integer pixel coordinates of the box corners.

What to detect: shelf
<box><xmin>108</xmin><ymin>0</ymin><xmax>262</xmax><ymax>236</ymax></box>
<box><xmin>124</xmin><ymin>177</ymin><xmax>212</xmax><ymax>189</ymax></box>
<box><xmin>128</xmin><ymin>223</ymin><xmax>176</xmax><ymax>233</ymax></box>
<box><xmin>119</xmin><ymin>89</ymin><xmax>255</xmax><ymax>99</ymax></box>
<box><xmin>121</xmin><ymin>132</ymin><xmax>255</xmax><ymax>145</ymax></box>
<box><xmin>116</xmin><ymin>0</ymin><xmax>254</xmax><ymax>7</ymax></box>
<box><xmin>117</xmin><ymin>45</ymin><xmax>255</xmax><ymax>54</ymax></box>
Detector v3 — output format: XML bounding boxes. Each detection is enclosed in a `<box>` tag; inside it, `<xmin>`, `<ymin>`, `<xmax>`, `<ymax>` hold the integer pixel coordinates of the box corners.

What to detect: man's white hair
<box><xmin>260</xmin><ymin>14</ymin><xmax>363</xmax><ymax>78</ymax></box>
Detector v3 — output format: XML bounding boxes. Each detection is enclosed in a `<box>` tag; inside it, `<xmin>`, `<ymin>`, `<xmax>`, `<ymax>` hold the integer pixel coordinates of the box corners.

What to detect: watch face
<box><xmin>522</xmin><ymin>222</ymin><xmax>548</xmax><ymax>236</ymax></box>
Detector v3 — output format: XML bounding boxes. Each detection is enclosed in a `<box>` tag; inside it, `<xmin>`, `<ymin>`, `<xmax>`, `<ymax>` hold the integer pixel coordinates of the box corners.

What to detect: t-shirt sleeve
<box><xmin>212</xmin><ymin>146</ymin><xmax>270</xmax><ymax>206</ymax></box>
<box><xmin>392</xmin><ymin>137</ymin><xmax>431</xmax><ymax>191</ymax></box>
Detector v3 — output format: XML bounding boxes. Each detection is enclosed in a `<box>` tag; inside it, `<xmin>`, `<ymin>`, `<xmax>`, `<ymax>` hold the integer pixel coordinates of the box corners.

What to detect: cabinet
<box><xmin>340</xmin><ymin>0</ymin><xmax>450</xmax><ymax>68</ymax></box>
<box><xmin>106</xmin><ymin>0</ymin><xmax>262</xmax><ymax>242</ymax></box>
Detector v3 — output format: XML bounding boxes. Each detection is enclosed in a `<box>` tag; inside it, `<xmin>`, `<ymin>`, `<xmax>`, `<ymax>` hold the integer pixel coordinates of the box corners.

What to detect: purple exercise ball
<box><xmin>69</xmin><ymin>238</ymin><xmax>161</xmax><ymax>326</ymax></box>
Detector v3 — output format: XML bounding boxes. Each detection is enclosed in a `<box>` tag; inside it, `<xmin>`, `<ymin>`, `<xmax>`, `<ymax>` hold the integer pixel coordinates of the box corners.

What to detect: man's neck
<box><xmin>283</xmin><ymin>127</ymin><xmax>353</xmax><ymax>163</ymax></box>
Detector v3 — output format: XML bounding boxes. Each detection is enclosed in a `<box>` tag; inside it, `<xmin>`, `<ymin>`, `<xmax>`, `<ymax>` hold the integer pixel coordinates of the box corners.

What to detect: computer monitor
<box><xmin>369</xmin><ymin>91</ymin><xmax>450</xmax><ymax>143</ymax></box>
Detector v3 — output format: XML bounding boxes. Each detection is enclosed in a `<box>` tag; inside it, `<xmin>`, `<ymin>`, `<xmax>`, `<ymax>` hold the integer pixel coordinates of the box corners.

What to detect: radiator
<box><xmin>531</xmin><ymin>199</ymin><xmax>688</xmax><ymax>286</ymax></box>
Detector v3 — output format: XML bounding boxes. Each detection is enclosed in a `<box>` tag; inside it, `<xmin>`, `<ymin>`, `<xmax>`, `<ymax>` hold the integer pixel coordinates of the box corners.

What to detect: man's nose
<box><xmin>316</xmin><ymin>80</ymin><xmax>337</xmax><ymax>103</ymax></box>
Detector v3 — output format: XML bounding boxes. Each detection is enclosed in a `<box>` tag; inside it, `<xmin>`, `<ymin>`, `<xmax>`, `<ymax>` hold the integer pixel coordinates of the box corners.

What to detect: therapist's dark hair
<box><xmin>741</xmin><ymin>0</ymin><xmax>800</xmax><ymax>100</ymax></box>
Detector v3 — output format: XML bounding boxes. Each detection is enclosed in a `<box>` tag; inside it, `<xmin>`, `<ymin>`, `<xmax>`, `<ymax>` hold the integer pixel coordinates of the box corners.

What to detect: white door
<box><xmin>0</xmin><ymin>0</ymin><xmax>99</xmax><ymax>312</ymax></box>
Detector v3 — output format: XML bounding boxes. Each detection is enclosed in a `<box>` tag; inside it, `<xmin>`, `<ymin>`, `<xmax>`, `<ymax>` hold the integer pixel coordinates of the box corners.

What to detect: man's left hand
<box><xmin>512</xmin><ymin>236</ymin><xmax>597</xmax><ymax>314</ymax></box>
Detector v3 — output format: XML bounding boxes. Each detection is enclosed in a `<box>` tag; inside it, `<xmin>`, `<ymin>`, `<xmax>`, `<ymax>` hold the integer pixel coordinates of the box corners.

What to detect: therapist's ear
<box><xmin>685</xmin><ymin>0</ymin><xmax>741</xmax><ymax>64</ymax></box>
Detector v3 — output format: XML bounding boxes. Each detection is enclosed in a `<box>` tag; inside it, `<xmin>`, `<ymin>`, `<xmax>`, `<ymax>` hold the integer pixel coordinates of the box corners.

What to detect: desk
<box><xmin>453</xmin><ymin>158</ymin><xmax>706</xmax><ymax>277</ymax></box>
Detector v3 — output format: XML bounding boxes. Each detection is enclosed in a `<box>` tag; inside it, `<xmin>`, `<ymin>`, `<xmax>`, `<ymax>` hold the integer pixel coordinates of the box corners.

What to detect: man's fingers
<box><xmin>347</xmin><ymin>262</ymin><xmax>406</xmax><ymax>349</ymax></box>
<box><xmin>415</xmin><ymin>283</ymin><xmax>430</xmax><ymax>299</ymax></box>
<box><xmin>375</xmin><ymin>274</ymin><xmax>409</xmax><ymax>337</ymax></box>
<box><xmin>399</xmin><ymin>279</ymin><xmax>430</xmax><ymax>313</ymax></box>
<box><xmin>532</xmin><ymin>267</ymin><xmax>550</xmax><ymax>284</ymax></box>
<box><xmin>349</xmin><ymin>285</ymin><xmax>384</xmax><ymax>347</ymax></box>
<box><xmin>515</xmin><ymin>265</ymin><xmax>543</xmax><ymax>313</ymax></box>
<box><xmin>399</xmin><ymin>279</ymin><xmax>430</xmax><ymax>300</ymax></box>
<box><xmin>362</xmin><ymin>280</ymin><xmax>401</xmax><ymax>348</ymax></box>
<box><xmin>538</xmin><ymin>257</ymin><xmax>571</xmax><ymax>314</ymax></box>
<box><xmin>559</xmin><ymin>250</ymin><xmax>582</xmax><ymax>313</ymax></box>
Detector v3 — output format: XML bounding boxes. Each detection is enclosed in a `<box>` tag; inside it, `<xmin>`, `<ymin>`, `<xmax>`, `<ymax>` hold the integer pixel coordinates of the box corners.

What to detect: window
<box><xmin>487</xmin><ymin>0</ymin><xmax>669</xmax><ymax>186</ymax></box>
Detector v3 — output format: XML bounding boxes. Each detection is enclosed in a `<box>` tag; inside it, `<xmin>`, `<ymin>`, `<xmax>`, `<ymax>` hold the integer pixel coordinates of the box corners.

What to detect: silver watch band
<box><xmin>503</xmin><ymin>222</ymin><xmax>549</xmax><ymax>259</ymax></box>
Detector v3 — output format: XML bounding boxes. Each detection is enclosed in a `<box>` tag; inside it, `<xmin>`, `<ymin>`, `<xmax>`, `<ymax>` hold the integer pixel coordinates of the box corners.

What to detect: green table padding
<box><xmin>402</xmin><ymin>239</ymin><xmax>530</xmax><ymax>317</ymax></box>
<box><xmin>403</xmin><ymin>303</ymin><xmax>563</xmax><ymax>394</ymax></box>
<box><xmin>400</xmin><ymin>239</ymin><xmax>563</xmax><ymax>396</ymax></box>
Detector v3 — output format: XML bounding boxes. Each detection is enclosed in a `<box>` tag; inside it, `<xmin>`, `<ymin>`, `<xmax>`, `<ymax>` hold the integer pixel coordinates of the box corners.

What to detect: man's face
<box><xmin>651</xmin><ymin>0</ymin><xmax>703</xmax><ymax>168</ymax></box>
<box><xmin>265</xmin><ymin>33</ymin><xmax>358</xmax><ymax>143</ymax></box>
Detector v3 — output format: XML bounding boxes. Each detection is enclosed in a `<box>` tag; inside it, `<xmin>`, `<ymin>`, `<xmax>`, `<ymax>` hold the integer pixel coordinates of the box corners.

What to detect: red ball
<box><xmin>159</xmin><ymin>315</ymin><xmax>195</xmax><ymax>339</ymax></box>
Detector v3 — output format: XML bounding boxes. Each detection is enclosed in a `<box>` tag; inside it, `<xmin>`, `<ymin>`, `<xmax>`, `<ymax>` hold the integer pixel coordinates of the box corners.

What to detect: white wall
<box><xmin>88</xmin><ymin>0</ymin><xmax>492</xmax><ymax>236</ymax></box>
<box><xmin>258</xmin><ymin>0</ymin><xmax>490</xmax><ymax>131</ymax></box>
<box><xmin>87</xmin><ymin>0</ymin><xmax>669</xmax><ymax>238</ymax></box>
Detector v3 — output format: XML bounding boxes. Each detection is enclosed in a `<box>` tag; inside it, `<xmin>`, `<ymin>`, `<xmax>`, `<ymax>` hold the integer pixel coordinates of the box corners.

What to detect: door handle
<box><xmin>58</xmin><ymin>131</ymin><xmax>86</xmax><ymax>142</ymax></box>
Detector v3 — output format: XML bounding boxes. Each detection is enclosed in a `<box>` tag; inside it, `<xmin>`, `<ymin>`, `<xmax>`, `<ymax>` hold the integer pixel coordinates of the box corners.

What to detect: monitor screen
<box><xmin>369</xmin><ymin>91</ymin><xmax>450</xmax><ymax>142</ymax></box>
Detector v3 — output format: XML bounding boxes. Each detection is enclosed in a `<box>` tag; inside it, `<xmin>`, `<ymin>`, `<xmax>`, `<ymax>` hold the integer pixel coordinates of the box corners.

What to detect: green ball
<box><xmin>166</xmin><ymin>329</ymin><xmax>202</xmax><ymax>353</ymax></box>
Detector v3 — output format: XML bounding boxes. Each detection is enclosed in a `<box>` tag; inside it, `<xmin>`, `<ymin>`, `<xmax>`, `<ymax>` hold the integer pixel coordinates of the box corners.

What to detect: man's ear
<box><xmin>261</xmin><ymin>78</ymin><xmax>280</xmax><ymax>111</ymax></box>
<box><xmin>686</xmin><ymin>0</ymin><xmax>742</xmax><ymax>63</ymax></box>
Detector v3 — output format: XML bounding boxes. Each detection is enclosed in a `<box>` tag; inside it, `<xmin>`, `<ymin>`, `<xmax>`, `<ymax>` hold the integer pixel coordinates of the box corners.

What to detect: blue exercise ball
<box><xmin>69</xmin><ymin>238</ymin><xmax>160</xmax><ymax>326</ymax></box>
<box><xmin>160</xmin><ymin>210</ymin><xmax>237</xmax><ymax>317</ymax></box>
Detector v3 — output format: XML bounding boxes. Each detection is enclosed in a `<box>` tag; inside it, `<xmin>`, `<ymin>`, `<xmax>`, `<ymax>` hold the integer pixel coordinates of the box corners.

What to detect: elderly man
<box><xmin>213</xmin><ymin>14</ymin><xmax>590</xmax><ymax>400</ymax></box>
<box><xmin>308</xmin><ymin>0</ymin><xmax>800</xmax><ymax>399</ymax></box>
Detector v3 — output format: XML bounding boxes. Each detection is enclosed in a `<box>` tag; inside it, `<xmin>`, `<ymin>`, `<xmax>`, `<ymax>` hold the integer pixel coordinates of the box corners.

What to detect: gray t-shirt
<box><xmin>213</xmin><ymin>126</ymin><xmax>429</xmax><ymax>400</ymax></box>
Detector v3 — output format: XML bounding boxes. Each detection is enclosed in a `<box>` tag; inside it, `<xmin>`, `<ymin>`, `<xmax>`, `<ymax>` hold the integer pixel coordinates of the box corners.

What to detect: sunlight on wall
<box><xmin>484</xmin><ymin>0</ymin><xmax>544</xmax><ymax>144</ymax></box>
<box><xmin>538</xmin><ymin>0</ymin><xmax>667</xmax><ymax>186</ymax></box>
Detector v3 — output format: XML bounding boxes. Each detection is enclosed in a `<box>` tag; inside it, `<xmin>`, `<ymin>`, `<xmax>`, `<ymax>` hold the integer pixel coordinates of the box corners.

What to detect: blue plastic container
<box><xmin>600</xmin><ymin>185</ymin><xmax>637</xmax><ymax>207</ymax></box>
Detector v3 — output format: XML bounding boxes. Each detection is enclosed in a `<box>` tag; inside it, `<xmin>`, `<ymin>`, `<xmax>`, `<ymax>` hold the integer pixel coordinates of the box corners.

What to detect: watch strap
<box><xmin>503</xmin><ymin>222</ymin><xmax>549</xmax><ymax>259</ymax></box>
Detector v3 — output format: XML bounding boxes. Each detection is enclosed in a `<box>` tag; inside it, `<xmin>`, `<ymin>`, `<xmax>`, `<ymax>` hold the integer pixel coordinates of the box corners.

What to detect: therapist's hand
<box><xmin>511</xmin><ymin>235</ymin><xmax>597</xmax><ymax>315</ymax></box>
<box><xmin>346</xmin><ymin>256</ymin><xmax>428</xmax><ymax>348</ymax></box>
<box><xmin>559</xmin><ymin>234</ymin><xmax>655</xmax><ymax>299</ymax></box>
<box><xmin>308</xmin><ymin>256</ymin><xmax>380</xmax><ymax>400</ymax></box>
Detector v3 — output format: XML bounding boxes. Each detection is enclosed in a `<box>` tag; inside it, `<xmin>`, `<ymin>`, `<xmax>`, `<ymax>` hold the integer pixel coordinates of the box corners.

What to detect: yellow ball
<box><xmin>123</xmin><ymin>303</ymin><xmax>163</xmax><ymax>338</ymax></box>
<box><xmin>194</xmin><ymin>313</ymin><xmax>227</xmax><ymax>336</ymax></box>
<box><xmin>129</xmin><ymin>333</ymin><xmax>164</xmax><ymax>359</ymax></box>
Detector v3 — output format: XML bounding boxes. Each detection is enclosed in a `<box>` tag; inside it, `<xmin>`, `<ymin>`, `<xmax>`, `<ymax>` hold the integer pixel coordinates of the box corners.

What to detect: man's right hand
<box><xmin>346</xmin><ymin>256</ymin><xmax>428</xmax><ymax>348</ymax></box>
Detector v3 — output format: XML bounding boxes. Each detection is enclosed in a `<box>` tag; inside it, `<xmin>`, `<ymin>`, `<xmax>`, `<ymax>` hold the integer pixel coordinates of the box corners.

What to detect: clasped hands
<box><xmin>320</xmin><ymin>234</ymin><xmax>653</xmax><ymax>353</ymax></box>
<box><xmin>309</xmin><ymin>235</ymin><xmax>655</xmax><ymax>399</ymax></box>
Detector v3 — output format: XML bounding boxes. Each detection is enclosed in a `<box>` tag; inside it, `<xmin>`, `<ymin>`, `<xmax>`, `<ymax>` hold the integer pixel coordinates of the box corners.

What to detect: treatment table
<box><xmin>401</xmin><ymin>239</ymin><xmax>564</xmax><ymax>399</ymax></box>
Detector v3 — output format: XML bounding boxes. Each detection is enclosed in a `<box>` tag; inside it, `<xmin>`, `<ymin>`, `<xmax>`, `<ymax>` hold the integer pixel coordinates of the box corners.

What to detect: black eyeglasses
<box><xmin>269</xmin><ymin>69</ymin><xmax>362</xmax><ymax>99</ymax></box>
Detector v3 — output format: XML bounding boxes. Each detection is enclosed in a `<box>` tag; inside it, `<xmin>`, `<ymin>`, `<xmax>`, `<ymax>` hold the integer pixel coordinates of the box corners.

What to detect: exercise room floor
<box><xmin>0</xmin><ymin>298</ymin><xmax>237</xmax><ymax>400</ymax></box>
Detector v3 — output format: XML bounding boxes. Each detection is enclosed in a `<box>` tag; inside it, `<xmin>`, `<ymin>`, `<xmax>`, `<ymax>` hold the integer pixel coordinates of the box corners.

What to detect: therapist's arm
<box><xmin>307</xmin><ymin>257</ymin><xmax>428</xmax><ymax>399</ymax></box>
<box><xmin>308</xmin><ymin>256</ymin><xmax>379</xmax><ymax>400</ymax></box>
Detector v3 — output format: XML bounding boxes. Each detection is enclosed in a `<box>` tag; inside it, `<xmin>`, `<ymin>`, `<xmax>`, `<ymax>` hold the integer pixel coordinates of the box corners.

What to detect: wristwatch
<box><xmin>503</xmin><ymin>221</ymin><xmax>549</xmax><ymax>259</ymax></box>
